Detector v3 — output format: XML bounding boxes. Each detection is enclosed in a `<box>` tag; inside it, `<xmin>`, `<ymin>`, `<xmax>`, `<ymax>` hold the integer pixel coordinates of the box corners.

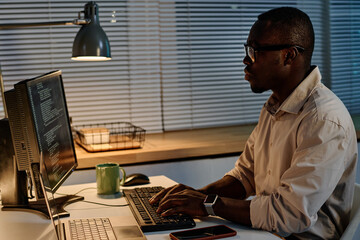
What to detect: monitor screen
<box><xmin>24</xmin><ymin>70</ymin><xmax>77</xmax><ymax>192</ymax></box>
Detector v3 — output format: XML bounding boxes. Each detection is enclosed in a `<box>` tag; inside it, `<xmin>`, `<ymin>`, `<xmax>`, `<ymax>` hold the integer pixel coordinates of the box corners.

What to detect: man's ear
<box><xmin>284</xmin><ymin>47</ymin><xmax>298</xmax><ymax>65</ymax></box>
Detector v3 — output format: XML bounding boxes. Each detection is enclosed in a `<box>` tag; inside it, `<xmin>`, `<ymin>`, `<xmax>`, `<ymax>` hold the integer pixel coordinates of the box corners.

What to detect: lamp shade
<box><xmin>72</xmin><ymin>2</ymin><xmax>111</xmax><ymax>61</ymax></box>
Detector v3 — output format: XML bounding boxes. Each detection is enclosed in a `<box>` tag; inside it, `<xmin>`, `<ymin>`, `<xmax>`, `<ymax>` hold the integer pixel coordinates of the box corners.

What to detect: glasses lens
<box><xmin>244</xmin><ymin>45</ymin><xmax>255</xmax><ymax>63</ymax></box>
<box><xmin>249</xmin><ymin>47</ymin><xmax>255</xmax><ymax>62</ymax></box>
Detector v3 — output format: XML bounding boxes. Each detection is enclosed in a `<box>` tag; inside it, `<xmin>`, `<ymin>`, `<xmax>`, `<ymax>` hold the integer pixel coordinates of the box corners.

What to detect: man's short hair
<box><xmin>258</xmin><ymin>7</ymin><xmax>315</xmax><ymax>66</ymax></box>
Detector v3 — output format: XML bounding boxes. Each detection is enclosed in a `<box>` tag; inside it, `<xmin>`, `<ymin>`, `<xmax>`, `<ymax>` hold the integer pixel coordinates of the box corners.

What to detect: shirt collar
<box><xmin>265</xmin><ymin>66</ymin><xmax>322</xmax><ymax>115</ymax></box>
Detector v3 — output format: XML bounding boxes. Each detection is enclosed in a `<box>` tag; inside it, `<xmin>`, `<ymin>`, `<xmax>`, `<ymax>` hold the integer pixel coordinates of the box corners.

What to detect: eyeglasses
<box><xmin>244</xmin><ymin>44</ymin><xmax>305</xmax><ymax>63</ymax></box>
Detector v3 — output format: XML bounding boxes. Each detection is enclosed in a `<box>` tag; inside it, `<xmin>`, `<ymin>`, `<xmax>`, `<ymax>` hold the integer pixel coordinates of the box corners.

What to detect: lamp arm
<box><xmin>0</xmin><ymin>19</ymin><xmax>90</xmax><ymax>30</ymax></box>
<box><xmin>0</xmin><ymin>17</ymin><xmax>90</xmax><ymax>118</ymax></box>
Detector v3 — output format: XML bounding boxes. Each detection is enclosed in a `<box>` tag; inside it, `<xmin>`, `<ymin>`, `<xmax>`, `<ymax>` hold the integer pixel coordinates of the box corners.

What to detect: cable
<box><xmin>27</xmin><ymin>171</ymin><xmax>35</xmax><ymax>199</ymax></box>
<box><xmin>56</xmin><ymin>187</ymin><xmax>129</xmax><ymax>207</ymax></box>
<box><xmin>73</xmin><ymin>187</ymin><xmax>97</xmax><ymax>195</ymax></box>
<box><xmin>82</xmin><ymin>200</ymin><xmax>128</xmax><ymax>207</ymax></box>
<box><xmin>56</xmin><ymin>187</ymin><xmax>96</xmax><ymax>196</ymax></box>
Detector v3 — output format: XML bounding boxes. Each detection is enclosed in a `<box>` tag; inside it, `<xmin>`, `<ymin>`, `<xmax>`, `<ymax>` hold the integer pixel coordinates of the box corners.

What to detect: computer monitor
<box><xmin>2</xmin><ymin>70</ymin><xmax>83</xmax><ymax>218</ymax></box>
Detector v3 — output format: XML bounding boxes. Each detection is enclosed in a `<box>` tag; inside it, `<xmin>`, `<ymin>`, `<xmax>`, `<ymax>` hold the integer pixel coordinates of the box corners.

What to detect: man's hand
<box><xmin>149</xmin><ymin>184</ymin><xmax>194</xmax><ymax>205</ymax></box>
<box><xmin>149</xmin><ymin>181</ymin><xmax>251</xmax><ymax>226</ymax></box>
<box><xmin>149</xmin><ymin>184</ymin><xmax>208</xmax><ymax>217</ymax></box>
<box><xmin>157</xmin><ymin>188</ymin><xmax>207</xmax><ymax>217</ymax></box>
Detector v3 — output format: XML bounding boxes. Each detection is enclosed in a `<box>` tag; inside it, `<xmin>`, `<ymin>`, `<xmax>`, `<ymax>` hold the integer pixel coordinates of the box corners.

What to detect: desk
<box><xmin>0</xmin><ymin>175</ymin><xmax>279</xmax><ymax>240</ymax></box>
<box><xmin>75</xmin><ymin>125</ymin><xmax>255</xmax><ymax>169</ymax></box>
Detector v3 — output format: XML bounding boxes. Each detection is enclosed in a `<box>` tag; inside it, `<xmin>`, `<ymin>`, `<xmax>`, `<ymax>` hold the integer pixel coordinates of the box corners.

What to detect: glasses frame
<box><xmin>244</xmin><ymin>44</ymin><xmax>305</xmax><ymax>63</ymax></box>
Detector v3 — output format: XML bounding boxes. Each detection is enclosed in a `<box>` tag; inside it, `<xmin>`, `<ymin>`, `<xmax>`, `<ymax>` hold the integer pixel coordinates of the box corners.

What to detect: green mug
<box><xmin>96</xmin><ymin>163</ymin><xmax>126</xmax><ymax>195</ymax></box>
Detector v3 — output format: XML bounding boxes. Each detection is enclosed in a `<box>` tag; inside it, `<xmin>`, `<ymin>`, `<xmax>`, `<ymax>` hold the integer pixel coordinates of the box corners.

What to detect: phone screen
<box><xmin>170</xmin><ymin>225</ymin><xmax>236</xmax><ymax>240</ymax></box>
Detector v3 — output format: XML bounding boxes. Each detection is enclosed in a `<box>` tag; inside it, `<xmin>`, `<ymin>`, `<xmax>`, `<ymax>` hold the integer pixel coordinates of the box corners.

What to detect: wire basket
<box><xmin>73</xmin><ymin>122</ymin><xmax>146</xmax><ymax>152</ymax></box>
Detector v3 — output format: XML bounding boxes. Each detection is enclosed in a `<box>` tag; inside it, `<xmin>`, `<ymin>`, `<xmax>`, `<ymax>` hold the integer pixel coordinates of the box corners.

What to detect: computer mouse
<box><xmin>123</xmin><ymin>173</ymin><xmax>150</xmax><ymax>186</ymax></box>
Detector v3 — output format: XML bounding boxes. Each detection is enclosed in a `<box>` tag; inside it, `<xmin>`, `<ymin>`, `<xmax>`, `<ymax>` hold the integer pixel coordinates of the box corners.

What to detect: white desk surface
<box><xmin>0</xmin><ymin>175</ymin><xmax>280</xmax><ymax>240</ymax></box>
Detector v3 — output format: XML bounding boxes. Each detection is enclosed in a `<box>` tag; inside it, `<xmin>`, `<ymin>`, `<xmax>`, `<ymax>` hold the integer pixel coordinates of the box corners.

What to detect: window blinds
<box><xmin>159</xmin><ymin>0</ymin><xmax>324</xmax><ymax>130</ymax></box>
<box><xmin>329</xmin><ymin>0</ymin><xmax>360</xmax><ymax>114</ymax></box>
<box><xmin>0</xmin><ymin>0</ymin><xmax>356</xmax><ymax>133</ymax></box>
<box><xmin>0</xmin><ymin>0</ymin><xmax>164</xmax><ymax>132</ymax></box>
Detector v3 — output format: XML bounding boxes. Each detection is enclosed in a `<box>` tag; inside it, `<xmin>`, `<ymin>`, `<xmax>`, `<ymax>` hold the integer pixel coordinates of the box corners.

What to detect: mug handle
<box><xmin>119</xmin><ymin>166</ymin><xmax>126</xmax><ymax>186</ymax></box>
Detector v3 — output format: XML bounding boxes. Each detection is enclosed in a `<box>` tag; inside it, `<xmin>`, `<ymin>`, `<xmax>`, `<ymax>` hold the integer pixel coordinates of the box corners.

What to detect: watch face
<box><xmin>205</xmin><ymin>194</ymin><xmax>217</xmax><ymax>203</ymax></box>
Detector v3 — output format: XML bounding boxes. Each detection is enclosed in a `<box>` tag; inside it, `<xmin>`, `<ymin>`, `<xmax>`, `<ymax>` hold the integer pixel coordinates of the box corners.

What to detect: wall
<box><xmin>66</xmin><ymin>142</ymin><xmax>360</xmax><ymax>186</ymax></box>
<box><xmin>65</xmin><ymin>155</ymin><xmax>239</xmax><ymax>189</ymax></box>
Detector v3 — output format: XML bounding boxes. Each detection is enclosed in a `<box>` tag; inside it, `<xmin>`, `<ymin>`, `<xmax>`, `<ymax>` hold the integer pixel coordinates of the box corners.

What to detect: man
<box><xmin>150</xmin><ymin>7</ymin><xmax>358</xmax><ymax>239</ymax></box>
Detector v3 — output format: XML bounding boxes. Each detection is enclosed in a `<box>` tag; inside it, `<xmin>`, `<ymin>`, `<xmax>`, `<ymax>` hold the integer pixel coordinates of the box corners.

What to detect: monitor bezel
<box><xmin>23</xmin><ymin>70</ymin><xmax>78</xmax><ymax>193</ymax></box>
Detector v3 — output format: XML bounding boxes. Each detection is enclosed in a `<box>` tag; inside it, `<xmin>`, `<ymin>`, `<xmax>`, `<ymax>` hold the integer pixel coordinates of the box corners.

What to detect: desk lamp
<box><xmin>0</xmin><ymin>1</ymin><xmax>111</xmax><ymax>214</ymax></box>
<box><xmin>0</xmin><ymin>1</ymin><xmax>111</xmax><ymax>118</ymax></box>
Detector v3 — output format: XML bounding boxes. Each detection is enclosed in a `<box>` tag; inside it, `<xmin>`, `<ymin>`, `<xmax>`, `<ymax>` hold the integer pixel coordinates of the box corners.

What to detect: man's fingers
<box><xmin>149</xmin><ymin>187</ymin><xmax>169</xmax><ymax>204</ymax></box>
<box><xmin>161</xmin><ymin>206</ymin><xmax>183</xmax><ymax>217</ymax></box>
<box><xmin>156</xmin><ymin>197</ymin><xmax>186</xmax><ymax>214</ymax></box>
<box><xmin>150</xmin><ymin>184</ymin><xmax>190</xmax><ymax>205</ymax></box>
<box><xmin>156</xmin><ymin>195</ymin><xmax>207</xmax><ymax>217</ymax></box>
<box><xmin>159</xmin><ymin>188</ymin><xmax>182</xmax><ymax>205</ymax></box>
<box><xmin>165</xmin><ymin>184</ymin><xmax>190</xmax><ymax>197</ymax></box>
<box><xmin>149</xmin><ymin>184</ymin><xmax>180</xmax><ymax>203</ymax></box>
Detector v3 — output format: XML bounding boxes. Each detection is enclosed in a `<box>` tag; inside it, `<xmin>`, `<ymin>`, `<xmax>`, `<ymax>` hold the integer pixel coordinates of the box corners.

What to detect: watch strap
<box><xmin>204</xmin><ymin>194</ymin><xmax>218</xmax><ymax>216</ymax></box>
<box><xmin>205</xmin><ymin>203</ymin><xmax>216</xmax><ymax>216</ymax></box>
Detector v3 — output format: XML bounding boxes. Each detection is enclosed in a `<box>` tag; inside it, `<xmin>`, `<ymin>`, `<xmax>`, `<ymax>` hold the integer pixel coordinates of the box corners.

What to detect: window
<box><xmin>160</xmin><ymin>0</ymin><xmax>323</xmax><ymax>130</ymax></box>
<box><xmin>0</xmin><ymin>0</ymin><xmax>358</xmax><ymax>132</ymax></box>
<box><xmin>329</xmin><ymin>0</ymin><xmax>360</xmax><ymax>114</ymax></box>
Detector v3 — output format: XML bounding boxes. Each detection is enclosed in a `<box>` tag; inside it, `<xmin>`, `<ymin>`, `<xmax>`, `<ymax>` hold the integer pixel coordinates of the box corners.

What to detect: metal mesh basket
<box><xmin>73</xmin><ymin>122</ymin><xmax>146</xmax><ymax>152</ymax></box>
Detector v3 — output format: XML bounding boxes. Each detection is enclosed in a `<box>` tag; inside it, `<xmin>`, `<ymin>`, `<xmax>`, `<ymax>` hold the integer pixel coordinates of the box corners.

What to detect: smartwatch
<box><xmin>203</xmin><ymin>194</ymin><xmax>218</xmax><ymax>216</ymax></box>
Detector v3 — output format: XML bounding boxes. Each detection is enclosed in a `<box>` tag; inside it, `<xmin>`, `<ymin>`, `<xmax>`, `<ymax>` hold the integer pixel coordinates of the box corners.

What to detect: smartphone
<box><xmin>169</xmin><ymin>225</ymin><xmax>237</xmax><ymax>240</ymax></box>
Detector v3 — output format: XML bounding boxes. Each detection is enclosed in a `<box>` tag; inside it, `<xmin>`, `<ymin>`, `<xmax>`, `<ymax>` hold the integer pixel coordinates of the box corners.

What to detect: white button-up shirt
<box><xmin>227</xmin><ymin>66</ymin><xmax>358</xmax><ymax>239</ymax></box>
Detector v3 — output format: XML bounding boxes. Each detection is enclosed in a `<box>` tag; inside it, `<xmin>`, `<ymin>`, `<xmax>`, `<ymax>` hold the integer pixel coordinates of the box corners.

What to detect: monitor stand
<box><xmin>1</xmin><ymin>194</ymin><xmax>84</xmax><ymax>219</ymax></box>
<box><xmin>0</xmin><ymin>119</ymin><xmax>84</xmax><ymax>219</ymax></box>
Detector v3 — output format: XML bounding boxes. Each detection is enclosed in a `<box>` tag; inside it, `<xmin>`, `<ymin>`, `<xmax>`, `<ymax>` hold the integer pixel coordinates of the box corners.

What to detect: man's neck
<box><xmin>273</xmin><ymin>66</ymin><xmax>313</xmax><ymax>105</ymax></box>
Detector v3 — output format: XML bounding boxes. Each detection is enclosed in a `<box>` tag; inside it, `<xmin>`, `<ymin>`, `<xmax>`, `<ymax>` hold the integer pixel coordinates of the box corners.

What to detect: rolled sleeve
<box><xmin>250</xmin><ymin>192</ymin><xmax>316</xmax><ymax>236</ymax></box>
<box><xmin>226</xmin><ymin>125</ymin><xmax>258</xmax><ymax>198</ymax></box>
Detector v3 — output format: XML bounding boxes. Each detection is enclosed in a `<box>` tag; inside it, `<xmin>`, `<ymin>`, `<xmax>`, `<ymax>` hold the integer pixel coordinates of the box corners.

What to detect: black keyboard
<box><xmin>123</xmin><ymin>186</ymin><xmax>196</xmax><ymax>232</ymax></box>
